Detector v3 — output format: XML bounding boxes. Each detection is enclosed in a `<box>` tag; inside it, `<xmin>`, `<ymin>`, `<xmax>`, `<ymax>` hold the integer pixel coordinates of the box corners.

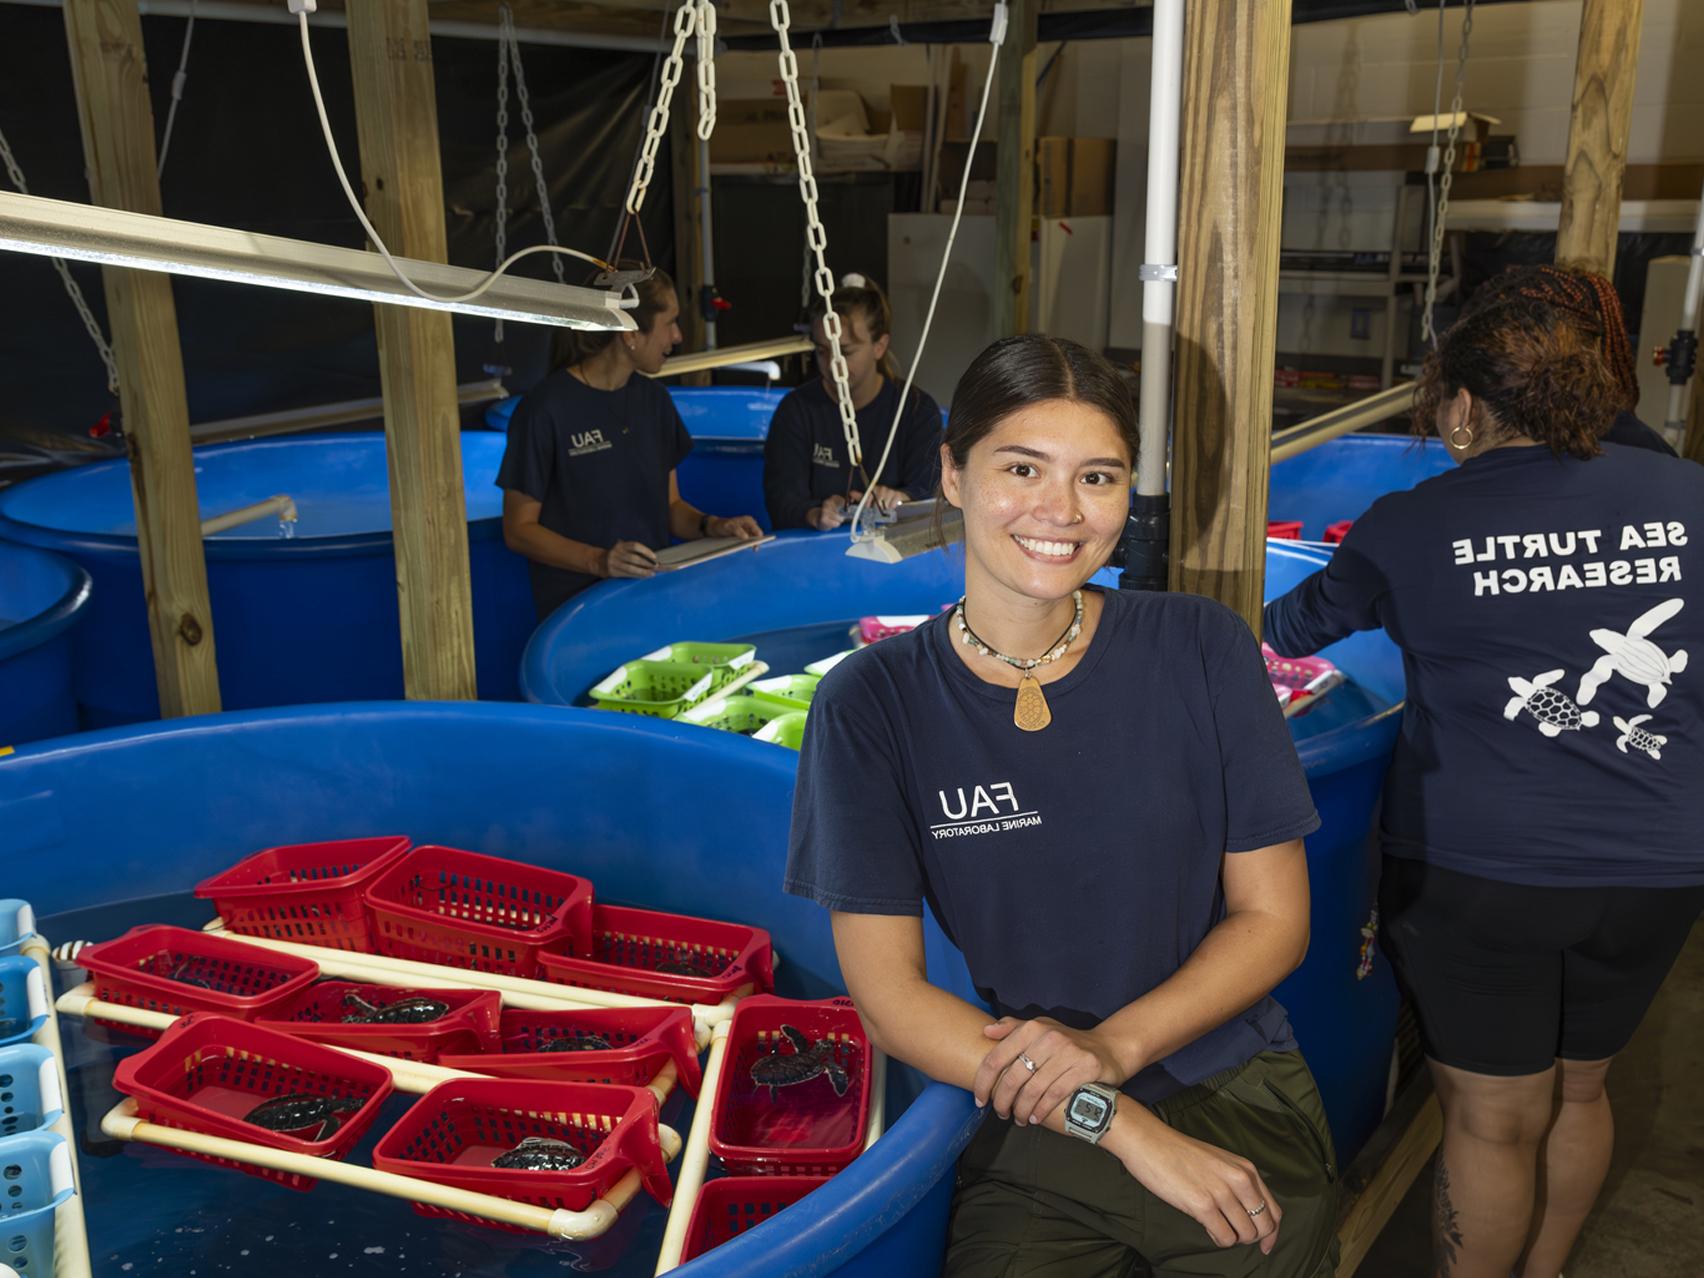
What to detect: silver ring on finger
<box><xmin>1247</xmin><ymin>1201</ymin><xmax>1267</xmax><ymax>1219</ymax></box>
<box><xmin>1017</xmin><ymin>1052</ymin><xmax>1038</xmax><ymax>1073</ymax></box>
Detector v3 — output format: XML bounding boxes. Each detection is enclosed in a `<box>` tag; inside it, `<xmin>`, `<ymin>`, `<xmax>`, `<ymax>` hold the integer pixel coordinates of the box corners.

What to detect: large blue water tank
<box><xmin>0</xmin><ymin>542</ymin><xmax>90</xmax><ymax>746</ymax></box>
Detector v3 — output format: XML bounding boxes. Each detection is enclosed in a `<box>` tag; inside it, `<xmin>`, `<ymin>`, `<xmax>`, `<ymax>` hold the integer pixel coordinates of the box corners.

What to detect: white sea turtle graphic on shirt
<box><xmin>1613</xmin><ymin>715</ymin><xmax>1667</xmax><ymax>761</ymax></box>
<box><xmin>1504</xmin><ymin>669</ymin><xmax>1600</xmax><ymax>738</ymax></box>
<box><xmin>1576</xmin><ymin>598</ymin><xmax>1689</xmax><ymax>710</ymax></box>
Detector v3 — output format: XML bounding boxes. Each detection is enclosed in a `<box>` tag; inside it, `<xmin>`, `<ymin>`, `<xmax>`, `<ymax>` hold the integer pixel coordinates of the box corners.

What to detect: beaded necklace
<box><xmin>951</xmin><ymin>589</ymin><xmax>1084</xmax><ymax>732</ymax></box>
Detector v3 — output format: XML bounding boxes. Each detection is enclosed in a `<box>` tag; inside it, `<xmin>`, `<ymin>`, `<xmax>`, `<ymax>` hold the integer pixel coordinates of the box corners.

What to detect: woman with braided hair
<box><xmin>1264</xmin><ymin>283</ymin><xmax>1704</xmax><ymax>1278</ymax></box>
<box><xmin>1461</xmin><ymin>262</ymin><xmax>1676</xmax><ymax>456</ymax></box>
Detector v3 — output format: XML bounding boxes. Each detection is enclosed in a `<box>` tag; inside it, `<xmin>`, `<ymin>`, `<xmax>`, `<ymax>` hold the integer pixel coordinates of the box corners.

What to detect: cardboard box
<box><xmin>1069</xmin><ymin>138</ymin><xmax>1115</xmax><ymax>216</ymax></box>
<box><xmin>710</xmin><ymin>99</ymin><xmax>793</xmax><ymax>166</ymax></box>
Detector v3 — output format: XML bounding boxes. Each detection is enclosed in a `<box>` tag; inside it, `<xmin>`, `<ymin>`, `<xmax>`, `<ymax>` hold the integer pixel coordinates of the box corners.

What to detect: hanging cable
<box><xmin>847</xmin><ymin>5</ymin><xmax>1007</xmax><ymax>543</ymax></box>
<box><xmin>1422</xmin><ymin>0</ymin><xmax>1475</xmax><ymax>348</ymax></box>
<box><xmin>0</xmin><ymin>125</ymin><xmax>119</xmax><ymax>395</ymax></box>
<box><xmin>156</xmin><ymin>0</ymin><xmax>198</xmax><ymax>180</ymax></box>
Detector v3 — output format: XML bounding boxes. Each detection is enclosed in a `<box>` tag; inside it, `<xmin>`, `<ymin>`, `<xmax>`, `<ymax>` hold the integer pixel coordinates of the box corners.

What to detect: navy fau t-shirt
<box><xmin>497</xmin><ymin>370</ymin><xmax>692</xmax><ymax>617</ymax></box>
<box><xmin>1265</xmin><ymin>442</ymin><xmax>1704</xmax><ymax>887</ymax></box>
<box><xmin>785</xmin><ymin>589</ymin><xmax>1321</xmax><ymax>1103</ymax></box>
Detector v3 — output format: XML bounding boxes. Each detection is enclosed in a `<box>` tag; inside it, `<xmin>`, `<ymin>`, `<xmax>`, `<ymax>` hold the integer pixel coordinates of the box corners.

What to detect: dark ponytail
<box><xmin>811</xmin><ymin>274</ymin><xmax>900</xmax><ymax>380</ymax></box>
<box><xmin>550</xmin><ymin>265</ymin><xmax>676</xmax><ymax>370</ymax></box>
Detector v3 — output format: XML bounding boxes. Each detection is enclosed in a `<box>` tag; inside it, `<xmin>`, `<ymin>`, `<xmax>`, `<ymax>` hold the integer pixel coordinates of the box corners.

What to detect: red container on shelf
<box><xmin>194</xmin><ymin>836</ymin><xmax>412</xmax><ymax>952</ymax></box>
<box><xmin>538</xmin><ymin>904</ymin><xmax>773</xmax><ymax>1006</ymax></box>
<box><xmin>111</xmin><ymin>1012</ymin><xmax>393</xmax><ymax>1190</ymax></box>
<box><xmin>438</xmin><ymin>1005</ymin><xmax>704</xmax><ymax>1096</ymax></box>
<box><xmin>709</xmin><ymin>995</ymin><xmax>871</xmax><ymax>1176</ymax></box>
<box><xmin>362</xmin><ymin>846</ymin><xmax>594</xmax><ymax>977</ymax></box>
<box><xmin>679</xmin><ymin>1175</ymin><xmax>831</xmax><ymax>1262</ymax></box>
<box><xmin>1266</xmin><ymin>520</ymin><xmax>1305</xmax><ymax>541</ymax></box>
<box><xmin>256</xmin><ymin>981</ymin><xmax>502</xmax><ymax>1063</ymax></box>
<box><xmin>1324</xmin><ymin>520</ymin><xmax>1355</xmax><ymax>544</ymax></box>
<box><xmin>78</xmin><ymin>925</ymin><xmax>319</xmax><ymax>1034</ymax></box>
<box><xmin>371</xmin><ymin>1078</ymin><xmax>673</xmax><ymax>1229</ymax></box>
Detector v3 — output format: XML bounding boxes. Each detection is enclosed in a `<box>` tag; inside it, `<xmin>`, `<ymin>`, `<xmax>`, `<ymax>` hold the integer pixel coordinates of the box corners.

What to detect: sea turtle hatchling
<box><xmin>536</xmin><ymin>1031</ymin><xmax>614</xmax><ymax>1053</ymax></box>
<box><xmin>243</xmin><ymin>1092</ymin><xmax>365</xmax><ymax>1142</ymax></box>
<box><xmin>1504</xmin><ymin>669</ymin><xmax>1600</xmax><ymax>738</ymax></box>
<box><xmin>749</xmin><ymin>1024</ymin><xmax>851</xmax><ymax>1102</ymax></box>
<box><xmin>1614</xmin><ymin>715</ymin><xmax>1667</xmax><ymax>761</ymax></box>
<box><xmin>491</xmin><ymin>1136</ymin><xmax>586</xmax><ymax>1171</ymax></box>
<box><xmin>655</xmin><ymin>956</ymin><xmax>718</xmax><ymax>978</ymax></box>
<box><xmin>339</xmin><ymin>991</ymin><xmax>452</xmax><ymax>1024</ymax></box>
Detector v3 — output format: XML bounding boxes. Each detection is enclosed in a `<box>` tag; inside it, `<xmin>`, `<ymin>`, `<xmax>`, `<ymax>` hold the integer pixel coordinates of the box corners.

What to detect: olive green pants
<box><xmin>945</xmin><ymin>1051</ymin><xmax>1340</xmax><ymax>1278</ymax></box>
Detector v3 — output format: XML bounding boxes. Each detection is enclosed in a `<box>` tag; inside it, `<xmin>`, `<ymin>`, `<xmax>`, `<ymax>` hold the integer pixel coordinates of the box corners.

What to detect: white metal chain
<box><xmin>502</xmin><ymin>4</ymin><xmax>565</xmax><ymax>285</ymax></box>
<box><xmin>625</xmin><ymin>0</ymin><xmax>697</xmax><ymax>217</ymax></box>
<box><xmin>1422</xmin><ymin>0</ymin><xmax>1474</xmax><ymax>347</ymax></box>
<box><xmin>0</xmin><ymin>124</ymin><xmax>119</xmax><ymax>395</ymax></box>
<box><xmin>771</xmin><ymin>0</ymin><xmax>861</xmax><ymax>467</ymax></box>
<box><xmin>695</xmin><ymin>0</ymin><xmax>718</xmax><ymax>142</ymax></box>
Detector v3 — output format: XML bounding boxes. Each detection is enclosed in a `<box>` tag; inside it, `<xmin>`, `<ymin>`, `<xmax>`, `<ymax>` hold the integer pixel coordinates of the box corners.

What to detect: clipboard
<box><xmin>652</xmin><ymin>534</ymin><xmax>777</xmax><ymax>571</ymax></box>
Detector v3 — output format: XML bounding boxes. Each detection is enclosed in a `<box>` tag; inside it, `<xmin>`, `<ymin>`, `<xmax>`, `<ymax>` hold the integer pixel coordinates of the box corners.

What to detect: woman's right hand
<box><xmin>1109</xmin><ymin>1110</ymin><xmax>1281</xmax><ymax>1254</ymax></box>
<box><xmin>603</xmin><ymin>541</ymin><xmax>659</xmax><ymax>578</ymax></box>
<box><xmin>808</xmin><ymin>496</ymin><xmax>850</xmax><ymax>531</ymax></box>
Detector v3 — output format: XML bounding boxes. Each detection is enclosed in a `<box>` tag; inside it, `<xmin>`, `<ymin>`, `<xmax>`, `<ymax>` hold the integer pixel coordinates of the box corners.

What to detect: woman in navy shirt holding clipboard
<box><xmin>786</xmin><ymin>336</ymin><xmax>1339</xmax><ymax>1277</ymax></box>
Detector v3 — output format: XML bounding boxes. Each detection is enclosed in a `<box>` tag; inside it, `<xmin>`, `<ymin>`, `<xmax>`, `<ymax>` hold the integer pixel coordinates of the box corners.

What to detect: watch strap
<box><xmin>1063</xmin><ymin>1082</ymin><xmax>1118</xmax><ymax>1145</ymax></box>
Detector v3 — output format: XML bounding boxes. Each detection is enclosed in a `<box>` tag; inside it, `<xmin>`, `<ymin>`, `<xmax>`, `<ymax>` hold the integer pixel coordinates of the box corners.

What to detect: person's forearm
<box><xmin>504</xmin><ymin>521</ymin><xmax>606</xmax><ymax>577</ymax></box>
<box><xmin>669</xmin><ymin>498</ymin><xmax>704</xmax><ymax>541</ymax></box>
<box><xmin>1096</xmin><ymin>906</ymin><xmax>1309</xmax><ymax>1080</ymax></box>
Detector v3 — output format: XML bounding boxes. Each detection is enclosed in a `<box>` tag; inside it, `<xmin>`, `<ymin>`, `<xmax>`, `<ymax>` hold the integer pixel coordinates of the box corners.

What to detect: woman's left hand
<box><xmin>974</xmin><ymin>1016</ymin><xmax>1127</xmax><ymax>1126</ymax></box>
<box><xmin>706</xmin><ymin>515</ymin><xmax>764</xmax><ymax>540</ymax></box>
<box><xmin>851</xmin><ymin>485</ymin><xmax>911</xmax><ymax>515</ymax></box>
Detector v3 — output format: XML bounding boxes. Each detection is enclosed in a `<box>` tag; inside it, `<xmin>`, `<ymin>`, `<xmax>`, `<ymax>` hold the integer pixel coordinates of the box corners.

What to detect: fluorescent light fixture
<box><xmin>0</xmin><ymin>190</ymin><xmax>637</xmax><ymax>331</ymax></box>
<box><xmin>845</xmin><ymin>507</ymin><xmax>964</xmax><ymax>563</ymax></box>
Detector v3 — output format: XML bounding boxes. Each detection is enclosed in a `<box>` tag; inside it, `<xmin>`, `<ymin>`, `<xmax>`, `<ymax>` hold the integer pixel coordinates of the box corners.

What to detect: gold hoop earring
<box><xmin>1449</xmin><ymin>424</ymin><xmax>1474</xmax><ymax>450</ymax></box>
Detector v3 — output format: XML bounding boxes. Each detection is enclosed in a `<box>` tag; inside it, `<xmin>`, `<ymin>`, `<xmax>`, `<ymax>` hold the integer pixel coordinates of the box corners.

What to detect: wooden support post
<box><xmin>1168</xmin><ymin>0</ymin><xmax>1293</xmax><ymax>631</ymax></box>
<box><xmin>1684</xmin><ymin>375</ymin><xmax>1704</xmax><ymax>466</ymax></box>
<box><xmin>670</xmin><ymin>87</ymin><xmax>711</xmax><ymax>385</ymax></box>
<box><xmin>346</xmin><ymin>1</ymin><xmax>478</xmax><ymax>700</ymax></box>
<box><xmin>993</xmin><ymin>0</ymin><xmax>1038</xmax><ymax>337</ymax></box>
<box><xmin>63</xmin><ymin>0</ymin><xmax>221</xmax><ymax>718</ymax></box>
<box><xmin>1556</xmin><ymin>0</ymin><xmax>1644</xmax><ymax>275</ymax></box>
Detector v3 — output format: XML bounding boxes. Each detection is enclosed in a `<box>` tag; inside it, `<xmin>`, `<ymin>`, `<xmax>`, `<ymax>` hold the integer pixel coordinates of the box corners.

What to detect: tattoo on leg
<box><xmin>1432</xmin><ymin>1163</ymin><xmax>1465</xmax><ymax>1277</ymax></box>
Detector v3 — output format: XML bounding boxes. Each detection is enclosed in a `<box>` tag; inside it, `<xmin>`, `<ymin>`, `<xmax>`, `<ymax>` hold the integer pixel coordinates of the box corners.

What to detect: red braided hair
<box><xmin>1460</xmin><ymin>264</ymin><xmax>1639</xmax><ymax>412</ymax></box>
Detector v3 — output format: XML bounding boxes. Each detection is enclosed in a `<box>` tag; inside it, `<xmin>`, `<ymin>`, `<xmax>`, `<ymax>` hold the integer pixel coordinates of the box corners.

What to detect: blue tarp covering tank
<box><xmin>0</xmin><ymin>433</ymin><xmax>532</xmax><ymax>726</ymax></box>
<box><xmin>0</xmin><ymin>542</ymin><xmax>90</xmax><ymax>746</ymax></box>
<box><xmin>520</xmin><ymin>534</ymin><xmax>1404</xmax><ymax>1166</ymax></box>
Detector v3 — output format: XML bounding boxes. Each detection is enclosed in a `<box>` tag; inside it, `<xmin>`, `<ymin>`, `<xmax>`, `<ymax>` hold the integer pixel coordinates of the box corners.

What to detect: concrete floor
<box><xmin>1357</xmin><ymin>920</ymin><xmax>1704</xmax><ymax>1277</ymax></box>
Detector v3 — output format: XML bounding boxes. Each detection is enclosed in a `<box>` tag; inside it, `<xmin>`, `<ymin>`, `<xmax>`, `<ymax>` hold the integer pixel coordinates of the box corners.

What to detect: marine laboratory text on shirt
<box><xmin>1457</xmin><ymin>522</ymin><xmax>1688</xmax><ymax>596</ymax></box>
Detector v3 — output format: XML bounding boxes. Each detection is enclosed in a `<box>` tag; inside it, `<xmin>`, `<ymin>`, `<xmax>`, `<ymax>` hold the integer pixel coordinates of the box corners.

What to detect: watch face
<box><xmin>1070</xmin><ymin>1092</ymin><xmax>1111</xmax><ymax>1129</ymax></box>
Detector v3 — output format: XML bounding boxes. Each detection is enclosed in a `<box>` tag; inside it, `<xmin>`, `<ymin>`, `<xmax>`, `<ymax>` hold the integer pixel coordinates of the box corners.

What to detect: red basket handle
<box><xmin>658</xmin><ymin>1011</ymin><xmax>704</xmax><ymax>1097</ymax></box>
<box><xmin>614</xmin><ymin>1103</ymin><xmax>674</xmax><ymax>1206</ymax></box>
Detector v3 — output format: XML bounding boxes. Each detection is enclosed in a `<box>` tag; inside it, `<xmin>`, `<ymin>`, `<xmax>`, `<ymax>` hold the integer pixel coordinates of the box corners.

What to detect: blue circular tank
<box><xmin>520</xmin><ymin>534</ymin><xmax>1404</xmax><ymax>1164</ymax></box>
<box><xmin>1269</xmin><ymin>433</ymin><xmax>1452</xmax><ymax>540</ymax></box>
<box><xmin>0</xmin><ymin>542</ymin><xmax>91</xmax><ymax>746</ymax></box>
<box><xmin>0</xmin><ymin>433</ymin><xmax>532</xmax><ymax>726</ymax></box>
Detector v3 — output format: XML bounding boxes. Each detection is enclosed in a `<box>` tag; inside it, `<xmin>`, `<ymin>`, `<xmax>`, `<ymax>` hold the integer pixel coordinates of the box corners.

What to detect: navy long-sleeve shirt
<box><xmin>1264</xmin><ymin>442</ymin><xmax>1704</xmax><ymax>887</ymax></box>
<box><xmin>762</xmin><ymin>378</ymin><xmax>943</xmax><ymax>529</ymax></box>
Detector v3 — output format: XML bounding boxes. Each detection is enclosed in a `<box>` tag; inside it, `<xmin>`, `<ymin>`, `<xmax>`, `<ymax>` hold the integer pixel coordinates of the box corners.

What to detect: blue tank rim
<box><xmin>0</xmin><ymin>432</ymin><xmax>508</xmax><ymax>562</ymax></box>
<box><xmin>0</xmin><ymin>542</ymin><xmax>92</xmax><ymax>663</ymax></box>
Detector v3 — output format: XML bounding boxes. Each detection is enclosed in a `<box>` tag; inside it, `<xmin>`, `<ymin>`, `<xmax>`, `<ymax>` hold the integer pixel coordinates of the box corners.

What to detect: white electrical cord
<box><xmin>295</xmin><ymin>9</ymin><xmax>614</xmax><ymax>308</ymax></box>
<box><xmin>848</xmin><ymin>4</ymin><xmax>1007</xmax><ymax>543</ymax></box>
<box><xmin>156</xmin><ymin>0</ymin><xmax>198</xmax><ymax>179</ymax></box>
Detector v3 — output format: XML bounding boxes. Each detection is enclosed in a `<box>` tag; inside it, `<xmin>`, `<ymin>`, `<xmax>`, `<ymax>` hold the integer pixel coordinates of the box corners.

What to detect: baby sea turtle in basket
<box><xmin>536</xmin><ymin>1031</ymin><xmax>614</xmax><ymax>1053</ymax></box>
<box><xmin>167</xmin><ymin>959</ymin><xmax>216</xmax><ymax>990</ymax></box>
<box><xmin>491</xmin><ymin>1136</ymin><xmax>586</xmax><ymax>1171</ymax></box>
<box><xmin>243</xmin><ymin>1093</ymin><xmax>366</xmax><ymax>1141</ymax></box>
<box><xmin>339</xmin><ymin>991</ymin><xmax>452</xmax><ymax>1024</ymax></box>
<box><xmin>749</xmin><ymin>1024</ymin><xmax>851</xmax><ymax>1102</ymax></box>
<box><xmin>655</xmin><ymin>955</ymin><xmax>717</xmax><ymax>978</ymax></box>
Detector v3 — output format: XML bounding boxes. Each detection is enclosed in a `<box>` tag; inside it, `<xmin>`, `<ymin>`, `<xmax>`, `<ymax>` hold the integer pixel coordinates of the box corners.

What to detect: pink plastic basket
<box><xmin>1264</xmin><ymin>644</ymin><xmax>1343</xmax><ymax>715</ymax></box>
<box><xmin>679</xmin><ymin>1175</ymin><xmax>831</xmax><ymax>1262</ymax></box>
<box><xmin>538</xmin><ymin>903</ymin><xmax>774</xmax><ymax>1006</ymax></box>
<box><xmin>1324</xmin><ymin>520</ymin><xmax>1354</xmax><ymax>544</ymax></box>
<box><xmin>256</xmin><ymin>981</ymin><xmax>502</xmax><ymax>1063</ymax></box>
<box><xmin>78</xmin><ymin>925</ymin><xmax>319</xmax><ymax>1035</ymax></box>
<box><xmin>194</xmin><ymin>836</ymin><xmax>411</xmax><ymax>951</ymax></box>
<box><xmin>1266</xmin><ymin>520</ymin><xmax>1304</xmax><ymax>541</ymax></box>
<box><xmin>437</xmin><ymin>1005</ymin><xmax>705</xmax><ymax>1096</ymax></box>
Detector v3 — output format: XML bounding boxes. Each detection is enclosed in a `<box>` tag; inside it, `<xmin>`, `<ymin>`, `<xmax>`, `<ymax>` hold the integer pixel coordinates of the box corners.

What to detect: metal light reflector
<box><xmin>0</xmin><ymin>190</ymin><xmax>636</xmax><ymax>331</ymax></box>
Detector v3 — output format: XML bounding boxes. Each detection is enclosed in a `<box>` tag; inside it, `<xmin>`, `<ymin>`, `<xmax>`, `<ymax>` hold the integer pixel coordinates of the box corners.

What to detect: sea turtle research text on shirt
<box><xmin>1457</xmin><ymin>522</ymin><xmax>1687</xmax><ymax>597</ymax></box>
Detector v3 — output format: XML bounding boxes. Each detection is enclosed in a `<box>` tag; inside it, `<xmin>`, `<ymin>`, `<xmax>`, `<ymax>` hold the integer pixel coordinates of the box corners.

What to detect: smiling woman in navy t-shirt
<box><xmin>1265</xmin><ymin>277</ymin><xmax>1704</xmax><ymax>1278</ymax></box>
<box><xmin>786</xmin><ymin>336</ymin><xmax>1337</xmax><ymax>1277</ymax></box>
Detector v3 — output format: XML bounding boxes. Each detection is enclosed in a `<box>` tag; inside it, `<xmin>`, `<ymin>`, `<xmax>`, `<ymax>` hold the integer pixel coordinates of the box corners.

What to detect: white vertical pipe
<box><xmin>699</xmin><ymin>136</ymin><xmax>718</xmax><ymax>350</ymax></box>
<box><xmin>1661</xmin><ymin>175</ymin><xmax>1704</xmax><ymax>444</ymax></box>
<box><xmin>1136</xmin><ymin>0</ymin><xmax>1184</xmax><ymax>496</ymax></box>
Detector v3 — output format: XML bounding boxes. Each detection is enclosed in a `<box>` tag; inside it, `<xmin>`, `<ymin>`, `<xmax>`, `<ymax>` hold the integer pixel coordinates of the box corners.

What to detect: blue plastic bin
<box><xmin>0</xmin><ymin>960</ymin><xmax>46</xmax><ymax>1049</ymax></box>
<box><xmin>0</xmin><ymin>543</ymin><xmax>90</xmax><ymax>747</ymax></box>
<box><xmin>0</xmin><ymin>1130</ymin><xmax>75</xmax><ymax>1275</ymax></box>
<box><xmin>0</xmin><ymin>905</ymin><xmax>33</xmax><ymax>959</ymax></box>
<box><xmin>0</xmin><ymin>1046</ymin><xmax>63</xmax><ymax>1138</ymax></box>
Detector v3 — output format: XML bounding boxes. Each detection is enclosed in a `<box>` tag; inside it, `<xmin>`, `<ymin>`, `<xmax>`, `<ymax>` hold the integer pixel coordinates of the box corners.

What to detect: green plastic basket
<box><xmin>754</xmin><ymin>711</ymin><xmax>810</xmax><ymax>750</ymax></box>
<box><xmin>589</xmin><ymin>659</ymin><xmax>718</xmax><ymax>718</ymax></box>
<box><xmin>678</xmin><ymin>693</ymin><xmax>796</xmax><ymax>737</ymax></box>
<box><xmin>748</xmin><ymin>673</ymin><xmax>822</xmax><ymax>711</ymax></box>
<box><xmin>805</xmin><ymin>649</ymin><xmax>855</xmax><ymax>677</ymax></box>
<box><xmin>641</xmin><ymin>642</ymin><xmax>758</xmax><ymax>692</ymax></box>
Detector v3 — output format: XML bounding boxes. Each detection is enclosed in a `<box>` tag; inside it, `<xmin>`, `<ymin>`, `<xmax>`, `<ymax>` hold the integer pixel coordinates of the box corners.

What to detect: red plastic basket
<box><xmin>256</xmin><ymin>981</ymin><xmax>502</xmax><ymax>1063</ymax></box>
<box><xmin>1324</xmin><ymin>520</ymin><xmax>1354</xmax><ymax>544</ymax></box>
<box><xmin>438</xmin><ymin>1006</ymin><xmax>704</xmax><ymax>1096</ymax></box>
<box><xmin>538</xmin><ymin>904</ymin><xmax>774</xmax><ymax>1005</ymax></box>
<box><xmin>370</xmin><ymin>1078</ymin><xmax>673</xmax><ymax>1229</ymax></box>
<box><xmin>79</xmin><ymin>925</ymin><xmax>319</xmax><ymax>1034</ymax></box>
<box><xmin>111</xmin><ymin>1012</ymin><xmax>393</xmax><ymax>1190</ymax></box>
<box><xmin>709</xmin><ymin>995</ymin><xmax>871</xmax><ymax>1176</ymax></box>
<box><xmin>1266</xmin><ymin>520</ymin><xmax>1304</xmax><ymax>540</ymax></box>
<box><xmin>679</xmin><ymin>1175</ymin><xmax>830</xmax><ymax>1262</ymax></box>
<box><xmin>362</xmin><ymin>846</ymin><xmax>594</xmax><ymax>977</ymax></box>
<box><xmin>193</xmin><ymin>836</ymin><xmax>412</xmax><ymax>951</ymax></box>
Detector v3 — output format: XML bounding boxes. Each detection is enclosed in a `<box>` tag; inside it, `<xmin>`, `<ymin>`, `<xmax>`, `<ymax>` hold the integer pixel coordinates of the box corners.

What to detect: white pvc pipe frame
<box><xmin>1135</xmin><ymin>0</ymin><xmax>1183</xmax><ymax>498</ymax></box>
<box><xmin>1662</xmin><ymin>175</ymin><xmax>1704</xmax><ymax>445</ymax></box>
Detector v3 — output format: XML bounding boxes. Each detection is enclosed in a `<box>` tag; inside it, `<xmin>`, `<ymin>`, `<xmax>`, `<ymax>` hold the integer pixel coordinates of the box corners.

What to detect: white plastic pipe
<box><xmin>199</xmin><ymin>494</ymin><xmax>296</xmax><ymax>536</ymax></box>
<box><xmin>1662</xmin><ymin>175</ymin><xmax>1704</xmax><ymax>444</ymax></box>
<box><xmin>653</xmin><ymin>1020</ymin><xmax>731</xmax><ymax>1275</ymax></box>
<box><xmin>1136</xmin><ymin>0</ymin><xmax>1184</xmax><ymax>497</ymax></box>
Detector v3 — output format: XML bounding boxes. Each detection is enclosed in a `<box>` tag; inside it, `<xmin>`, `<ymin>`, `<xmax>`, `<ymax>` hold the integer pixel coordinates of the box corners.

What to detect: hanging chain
<box><xmin>0</xmin><ymin>124</ymin><xmax>119</xmax><ymax>395</ymax></box>
<box><xmin>801</xmin><ymin>32</ymin><xmax>822</xmax><ymax>312</ymax></box>
<box><xmin>502</xmin><ymin>4</ymin><xmax>565</xmax><ymax>285</ymax></box>
<box><xmin>695</xmin><ymin>0</ymin><xmax>718</xmax><ymax>141</ymax></box>
<box><xmin>772</xmin><ymin>0</ymin><xmax>861</xmax><ymax>467</ymax></box>
<box><xmin>625</xmin><ymin>0</ymin><xmax>697</xmax><ymax>218</ymax></box>
<box><xmin>1422</xmin><ymin>0</ymin><xmax>1474</xmax><ymax>347</ymax></box>
<box><xmin>492</xmin><ymin>30</ymin><xmax>512</xmax><ymax>342</ymax></box>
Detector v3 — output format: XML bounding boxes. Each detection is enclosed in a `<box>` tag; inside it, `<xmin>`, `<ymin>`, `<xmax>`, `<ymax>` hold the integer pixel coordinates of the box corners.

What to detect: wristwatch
<box><xmin>1062</xmin><ymin>1082</ymin><xmax>1119</xmax><ymax>1145</ymax></box>
<box><xmin>698</xmin><ymin>512</ymin><xmax>713</xmax><ymax>538</ymax></box>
